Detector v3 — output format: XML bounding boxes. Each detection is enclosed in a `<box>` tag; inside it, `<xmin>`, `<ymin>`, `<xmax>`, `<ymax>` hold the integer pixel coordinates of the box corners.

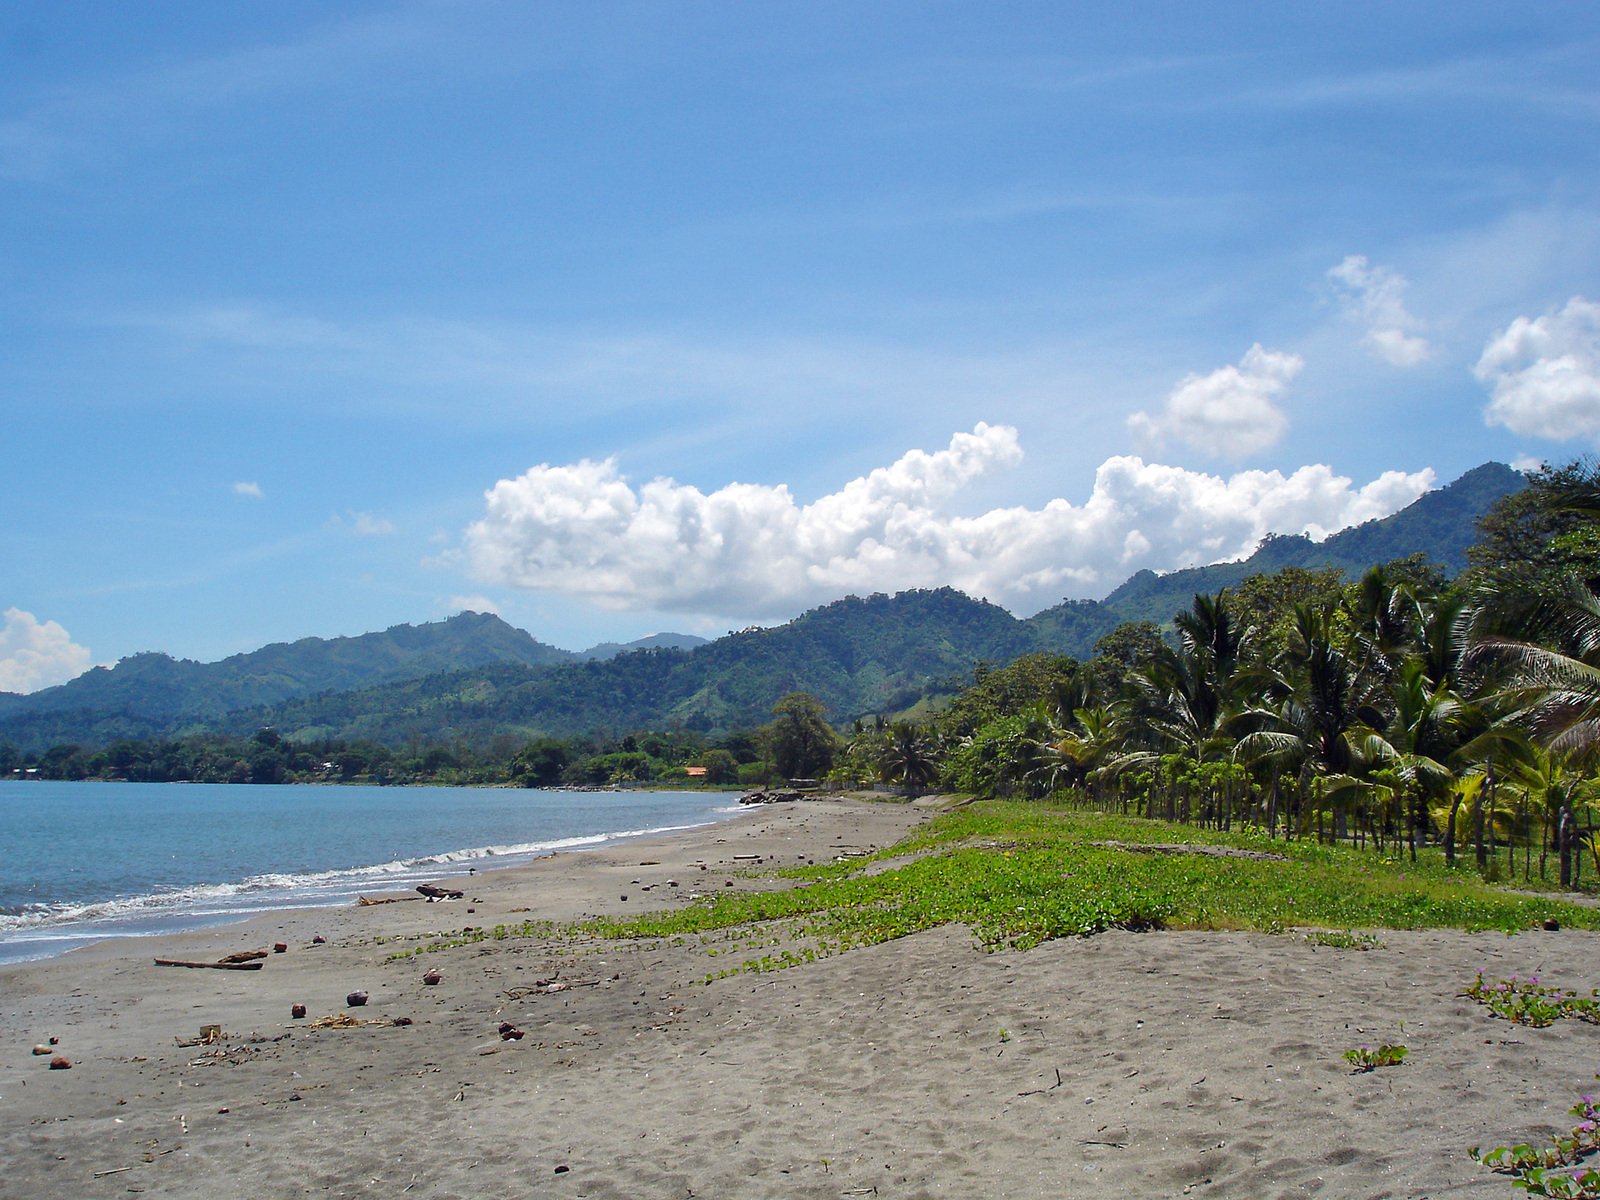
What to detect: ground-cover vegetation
<box><xmin>1344</xmin><ymin>1043</ymin><xmax>1408</xmax><ymax>1072</ymax></box>
<box><xmin>1464</xmin><ymin>973</ymin><xmax>1600</xmax><ymax>1027</ymax></box>
<box><xmin>1472</xmin><ymin>1093</ymin><xmax>1600</xmax><ymax>1198</ymax></box>
<box><xmin>398</xmin><ymin>802</ymin><xmax>1600</xmax><ymax>971</ymax></box>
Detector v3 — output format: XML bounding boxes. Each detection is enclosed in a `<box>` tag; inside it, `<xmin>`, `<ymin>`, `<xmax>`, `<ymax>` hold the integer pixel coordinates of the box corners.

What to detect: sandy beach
<box><xmin>3</xmin><ymin>796</ymin><xmax>1597</xmax><ymax>1199</ymax></box>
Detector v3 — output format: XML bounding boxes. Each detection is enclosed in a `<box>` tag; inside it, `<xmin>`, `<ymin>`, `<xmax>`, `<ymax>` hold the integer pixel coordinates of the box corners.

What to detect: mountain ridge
<box><xmin>0</xmin><ymin>462</ymin><xmax>1525</xmax><ymax>749</ymax></box>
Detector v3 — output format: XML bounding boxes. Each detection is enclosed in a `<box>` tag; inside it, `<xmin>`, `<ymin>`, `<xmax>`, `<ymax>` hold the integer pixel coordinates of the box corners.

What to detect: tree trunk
<box><xmin>1475</xmin><ymin>768</ymin><xmax>1491</xmax><ymax>871</ymax></box>
<box><xmin>1445</xmin><ymin>798</ymin><xmax>1461</xmax><ymax>867</ymax></box>
<box><xmin>1560</xmin><ymin>803</ymin><xmax>1575</xmax><ymax>889</ymax></box>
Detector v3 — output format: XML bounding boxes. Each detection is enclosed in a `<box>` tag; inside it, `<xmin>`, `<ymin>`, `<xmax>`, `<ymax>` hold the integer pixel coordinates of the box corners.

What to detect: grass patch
<box><xmin>399</xmin><ymin>802</ymin><xmax>1600</xmax><ymax>970</ymax></box>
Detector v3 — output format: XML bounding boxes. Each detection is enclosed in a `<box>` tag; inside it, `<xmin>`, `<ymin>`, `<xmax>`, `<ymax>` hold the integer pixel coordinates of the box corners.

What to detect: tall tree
<box><xmin>763</xmin><ymin>693</ymin><xmax>839</xmax><ymax>780</ymax></box>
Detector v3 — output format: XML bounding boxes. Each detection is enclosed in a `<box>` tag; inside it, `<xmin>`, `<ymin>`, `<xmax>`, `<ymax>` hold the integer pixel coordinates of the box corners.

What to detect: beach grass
<box><xmin>400</xmin><ymin>801</ymin><xmax>1600</xmax><ymax>964</ymax></box>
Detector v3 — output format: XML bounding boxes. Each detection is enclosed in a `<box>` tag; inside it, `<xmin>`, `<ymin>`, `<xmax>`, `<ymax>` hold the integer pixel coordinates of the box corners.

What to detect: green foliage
<box><xmin>1463</xmin><ymin>973</ymin><xmax>1600</xmax><ymax>1028</ymax></box>
<box><xmin>762</xmin><ymin>692</ymin><xmax>839</xmax><ymax>780</ymax></box>
<box><xmin>1472</xmin><ymin>1093</ymin><xmax>1600</xmax><ymax>1198</ymax></box>
<box><xmin>1343</xmin><ymin>1043</ymin><xmax>1407</xmax><ymax>1071</ymax></box>
<box><xmin>1466</xmin><ymin>458</ymin><xmax>1599</xmax><ymax>597</ymax></box>
<box><xmin>559</xmin><ymin>803</ymin><xmax>1600</xmax><ymax>963</ymax></box>
<box><xmin>935</xmin><ymin>654</ymin><xmax>1082</xmax><ymax>739</ymax></box>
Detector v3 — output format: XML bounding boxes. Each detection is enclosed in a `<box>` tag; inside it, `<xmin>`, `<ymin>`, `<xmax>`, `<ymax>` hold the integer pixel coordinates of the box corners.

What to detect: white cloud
<box><xmin>1327</xmin><ymin>255</ymin><xmax>1434</xmax><ymax>367</ymax></box>
<box><xmin>1128</xmin><ymin>344</ymin><xmax>1301</xmax><ymax>459</ymax></box>
<box><xmin>1476</xmin><ymin>296</ymin><xmax>1600</xmax><ymax>441</ymax></box>
<box><xmin>463</xmin><ymin>424</ymin><xmax>1433</xmax><ymax>619</ymax></box>
<box><xmin>350</xmin><ymin>512</ymin><xmax>395</xmax><ymax>537</ymax></box>
<box><xmin>447</xmin><ymin>595</ymin><xmax>501</xmax><ymax>616</ymax></box>
<box><xmin>233</xmin><ymin>481</ymin><xmax>264</xmax><ymax>498</ymax></box>
<box><xmin>0</xmin><ymin>608</ymin><xmax>93</xmax><ymax>694</ymax></box>
<box><xmin>1511</xmin><ymin>455</ymin><xmax>1544</xmax><ymax>473</ymax></box>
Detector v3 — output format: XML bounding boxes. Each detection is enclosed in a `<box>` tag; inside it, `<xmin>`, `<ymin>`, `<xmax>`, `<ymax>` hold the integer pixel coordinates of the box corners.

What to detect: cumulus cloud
<box><xmin>233</xmin><ymin>481</ymin><xmax>264</xmax><ymax>498</ymax></box>
<box><xmin>1128</xmin><ymin>344</ymin><xmax>1301</xmax><ymax>459</ymax></box>
<box><xmin>0</xmin><ymin>608</ymin><xmax>93</xmax><ymax>694</ymax></box>
<box><xmin>1476</xmin><ymin>296</ymin><xmax>1600</xmax><ymax>441</ymax></box>
<box><xmin>1327</xmin><ymin>255</ymin><xmax>1434</xmax><ymax>367</ymax></box>
<box><xmin>462</xmin><ymin>425</ymin><xmax>1433</xmax><ymax>619</ymax></box>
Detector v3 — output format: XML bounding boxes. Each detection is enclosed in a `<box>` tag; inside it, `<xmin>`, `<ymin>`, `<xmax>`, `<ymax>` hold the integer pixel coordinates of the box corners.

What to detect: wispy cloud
<box><xmin>463</xmin><ymin>424</ymin><xmax>1432</xmax><ymax>620</ymax></box>
<box><xmin>233</xmin><ymin>480</ymin><xmax>264</xmax><ymax>499</ymax></box>
<box><xmin>0</xmin><ymin>8</ymin><xmax>445</xmax><ymax>182</ymax></box>
<box><xmin>1327</xmin><ymin>256</ymin><xmax>1433</xmax><ymax>367</ymax></box>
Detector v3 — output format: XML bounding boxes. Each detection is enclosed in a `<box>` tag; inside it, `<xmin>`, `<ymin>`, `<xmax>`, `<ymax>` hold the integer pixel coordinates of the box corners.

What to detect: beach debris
<box><xmin>498</xmin><ymin>1022</ymin><xmax>525</xmax><ymax>1041</ymax></box>
<box><xmin>739</xmin><ymin>790</ymin><xmax>803</xmax><ymax>805</ymax></box>
<box><xmin>49</xmin><ymin>1056</ymin><xmax>72</xmax><ymax>1069</ymax></box>
<box><xmin>153</xmin><ymin>957</ymin><xmax>265</xmax><ymax>970</ymax></box>
<box><xmin>312</xmin><ymin>936</ymin><xmax>327</xmax><ymax>944</ymax></box>
<box><xmin>392</xmin><ymin>1016</ymin><xmax>413</xmax><ymax>1026</ymax></box>
<box><xmin>291</xmin><ymin>1004</ymin><xmax>308</xmax><ymax>1019</ymax></box>
<box><xmin>620</xmin><ymin>894</ymin><xmax>628</xmax><ymax>902</ymax></box>
<box><xmin>417</xmin><ymin>884</ymin><xmax>465</xmax><ymax>901</ymax></box>
<box><xmin>1543</xmin><ymin>918</ymin><xmax>1561</xmax><ymax>931</ymax></box>
<box><xmin>308</xmin><ymin>1012</ymin><xmax>392</xmax><ymax>1030</ymax></box>
<box><xmin>357</xmin><ymin>893</ymin><xmax>422</xmax><ymax>906</ymax></box>
<box><xmin>273</xmin><ymin>942</ymin><xmax>288</xmax><ymax>953</ymax></box>
<box><xmin>554</xmin><ymin>1165</ymin><xmax>570</xmax><ymax>1174</ymax></box>
<box><xmin>346</xmin><ymin>990</ymin><xmax>370</xmax><ymax>1007</ymax></box>
<box><xmin>49</xmin><ymin>1035</ymin><xmax>59</xmax><ymax>1044</ymax></box>
<box><xmin>31</xmin><ymin>1044</ymin><xmax>51</xmax><ymax>1056</ymax></box>
<box><xmin>220</xmin><ymin>950</ymin><xmax>269</xmax><ymax>964</ymax></box>
<box><xmin>422</xmin><ymin>968</ymin><xmax>443</xmax><ymax>986</ymax></box>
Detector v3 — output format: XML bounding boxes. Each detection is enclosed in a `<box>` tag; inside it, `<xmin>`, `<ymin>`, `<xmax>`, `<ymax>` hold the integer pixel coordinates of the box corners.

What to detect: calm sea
<box><xmin>0</xmin><ymin>781</ymin><xmax>740</xmax><ymax>965</ymax></box>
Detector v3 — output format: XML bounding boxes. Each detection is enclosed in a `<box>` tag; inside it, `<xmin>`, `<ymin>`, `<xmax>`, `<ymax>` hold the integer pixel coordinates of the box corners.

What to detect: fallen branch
<box><xmin>357</xmin><ymin>894</ymin><xmax>423</xmax><ymax>906</ymax></box>
<box><xmin>154</xmin><ymin>958</ymin><xmax>264</xmax><ymax>971</ymax></box>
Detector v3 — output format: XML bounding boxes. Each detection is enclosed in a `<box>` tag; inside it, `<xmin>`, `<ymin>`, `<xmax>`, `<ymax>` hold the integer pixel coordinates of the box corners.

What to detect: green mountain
<box><xmin>1087</xmin><ymin>461</ymin><xmax>1524</xmax><ymax>631</ymax></box>
<box><xmin>0</xmin><ymin>612</ymin><xmax>572</xmax><ymax>745</ymax></box>
<box><xmin>208</xmin><ymin>587</ymin><xmax>1036</xmax><ymax>745</ymax></box>
<box><xmin>0</xmin><ymin>463</ymin><xmax>1523</xmax><ymax>751</ymax></box>
<box><xmin>576</xmin><ymin>632</ymin><xmax>710</xmax><ymax>661</ymax></box>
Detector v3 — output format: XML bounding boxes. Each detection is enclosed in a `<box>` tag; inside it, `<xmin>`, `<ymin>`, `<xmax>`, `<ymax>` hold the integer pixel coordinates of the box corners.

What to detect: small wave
<box><xmin>0</xmin><ymin>813</ymin><xmax>730</xmax><ymax>936</ymax></box>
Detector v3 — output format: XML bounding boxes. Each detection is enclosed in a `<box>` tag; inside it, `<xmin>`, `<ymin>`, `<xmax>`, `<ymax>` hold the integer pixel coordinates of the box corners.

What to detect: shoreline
<box><xmin>0</xmin><ymin>785</ymin><xmax>753</xmax><ymax>967</ymax></box>
<box><xmin>4</xmin><ymin>796</ymin><xmax>1598</xmax><ymax>1198</ymax></box>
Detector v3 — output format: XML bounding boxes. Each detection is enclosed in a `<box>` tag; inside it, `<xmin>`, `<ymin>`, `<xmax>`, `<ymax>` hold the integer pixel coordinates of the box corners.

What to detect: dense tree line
<box><xmin>830</xmin><ymin>461</ymin><xmax>1600</xmax><ymax>890</ymax></box>
<box><xmin>8</xmin><ymin>462</ymin><xmax>1596</xmax><ymax>892</ymax></box>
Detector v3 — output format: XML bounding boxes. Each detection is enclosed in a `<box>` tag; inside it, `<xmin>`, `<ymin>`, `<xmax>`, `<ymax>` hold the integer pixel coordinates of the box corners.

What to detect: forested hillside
<box><xmin>0</xmin><ymin>463</ymin><xmax>1525</xmax><ymax>753</ymax></box>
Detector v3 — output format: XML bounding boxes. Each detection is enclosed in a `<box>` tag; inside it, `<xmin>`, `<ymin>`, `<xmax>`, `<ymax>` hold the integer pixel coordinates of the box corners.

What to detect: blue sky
<box><xmin>3</xmin><ymin>2</ymin><xmax>1599</xmax><ymax>691</ymax></box>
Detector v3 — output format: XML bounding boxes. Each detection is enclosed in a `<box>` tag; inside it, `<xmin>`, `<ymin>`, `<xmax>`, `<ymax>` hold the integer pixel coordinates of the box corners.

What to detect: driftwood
<box><xmin>154</xmin><ymin>958</ymin><xmax>265</xmax><ymax>970</ymax></box>
<box><xmin>219</xmin><ymin>950</ymin><xmax>269</xmax><ymax>964</ymax></box>
<box><xmin>358</xmin><ymin>893</ymin><xmax>424</xmax><ymax>906</ymax></box>
<box><xmin>417</xmin><ymin>884</ymin><xmax>465</xmax><ymax>901</ymax></box>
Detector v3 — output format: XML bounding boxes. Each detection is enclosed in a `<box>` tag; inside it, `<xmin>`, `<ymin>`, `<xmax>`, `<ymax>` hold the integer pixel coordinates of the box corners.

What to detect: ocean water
<box><xmin>0</xmin><ymin>780</ymin><xmax>741</xmax><ymax>965</ymax></box>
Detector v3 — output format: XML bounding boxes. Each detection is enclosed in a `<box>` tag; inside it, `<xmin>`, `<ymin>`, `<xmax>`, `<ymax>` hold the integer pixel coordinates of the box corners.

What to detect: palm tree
<box><xmin>1235</xmin><ymin>605</ymin><xmax>1386</xmax><ymax>841</ymax></box>
<box><xmin>877</xmin><ymin>721</ymin><xmax>941</xmax><ymax>795</ymax></box>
